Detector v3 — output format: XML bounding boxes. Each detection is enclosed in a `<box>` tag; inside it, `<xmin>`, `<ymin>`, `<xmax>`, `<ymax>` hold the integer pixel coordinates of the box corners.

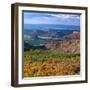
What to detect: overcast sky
<box><xmin>24</xmin><ymin>12</ymin><xmax>80</xmax><ymax>26</ymax></box>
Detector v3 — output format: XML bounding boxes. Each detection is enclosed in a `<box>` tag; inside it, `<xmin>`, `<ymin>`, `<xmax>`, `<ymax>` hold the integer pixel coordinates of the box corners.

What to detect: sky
<box><xmin>23</xmin><ymin>12</ymin><xmax>80</xmax><ymax>26</ymax></box>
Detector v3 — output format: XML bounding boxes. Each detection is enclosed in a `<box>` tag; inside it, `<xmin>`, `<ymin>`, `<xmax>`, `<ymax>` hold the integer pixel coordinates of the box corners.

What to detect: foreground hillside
<box><xmin>24</xmin><ymin>39</ymin><xmax>80</xmax><ymax>77</ymax></box>
<box><xmin>24</xmin><ymin>50</ymin><xmax>80</xmax><ymax>77</ymax></box>
<box><xmin>24</xmin><ymin>60</ymin><xmax>80</xmax><ymax>77</ymax></box>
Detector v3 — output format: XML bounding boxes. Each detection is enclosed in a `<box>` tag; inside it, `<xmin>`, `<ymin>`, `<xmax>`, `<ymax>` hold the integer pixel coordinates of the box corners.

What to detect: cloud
<box><xmin>48</xmin><ymin>14</ymin><xmax>80</xmax><ymax>19</ymax></box>
<box><xmin>24</xmin><ymin>12</ymin><xmax>80</xmax><ymax>26</ymax></box>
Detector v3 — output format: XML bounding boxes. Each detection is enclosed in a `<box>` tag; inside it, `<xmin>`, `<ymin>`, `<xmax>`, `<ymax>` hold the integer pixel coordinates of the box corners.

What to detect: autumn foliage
<box><xmin>24</xmin><ymin>46</ymin><xmax>80</xmax><ymax>77</ymax></box>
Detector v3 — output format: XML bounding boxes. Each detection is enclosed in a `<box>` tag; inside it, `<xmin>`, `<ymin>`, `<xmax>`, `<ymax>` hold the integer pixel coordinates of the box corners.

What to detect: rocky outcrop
<box><xmin>64</xmin><ymin>31</ymin><xmax>80</xmax><ymax>39</ymax></box>
<box><xmin>45</xmin><ymin>39</ymin><xmax>80</xmax><ymax>54</ymax></box>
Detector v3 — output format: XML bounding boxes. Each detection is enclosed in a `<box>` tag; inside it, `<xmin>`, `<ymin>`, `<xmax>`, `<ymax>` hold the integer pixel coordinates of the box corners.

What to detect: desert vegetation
<box><xmin>24</xmin><ymin>39</ymin><xmax>80</xmax><ymax>77</ymax></box>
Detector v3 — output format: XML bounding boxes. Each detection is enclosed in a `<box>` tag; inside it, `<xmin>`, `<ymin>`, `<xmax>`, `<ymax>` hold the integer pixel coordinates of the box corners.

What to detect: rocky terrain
<box><xmin>64</xmin><ymin>31</ymin><xmax>80</xmax><ymax>39</ymax></box>
<box><xmin>45</xmin><ymin>39</ymin><xmax>80</xmax><ymax>54</ymax></box>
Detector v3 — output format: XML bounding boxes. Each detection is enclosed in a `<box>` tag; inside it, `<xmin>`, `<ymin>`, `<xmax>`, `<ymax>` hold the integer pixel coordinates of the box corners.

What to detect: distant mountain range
<box><xmin>24</xmin><ymin>29</ymin><xmax>80</xmax><ymax>40</ymax></box>
<box><xmin>24</xmin><ymin>24</ymin><xmax>80</xmax><ymax>30</ymax></box>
